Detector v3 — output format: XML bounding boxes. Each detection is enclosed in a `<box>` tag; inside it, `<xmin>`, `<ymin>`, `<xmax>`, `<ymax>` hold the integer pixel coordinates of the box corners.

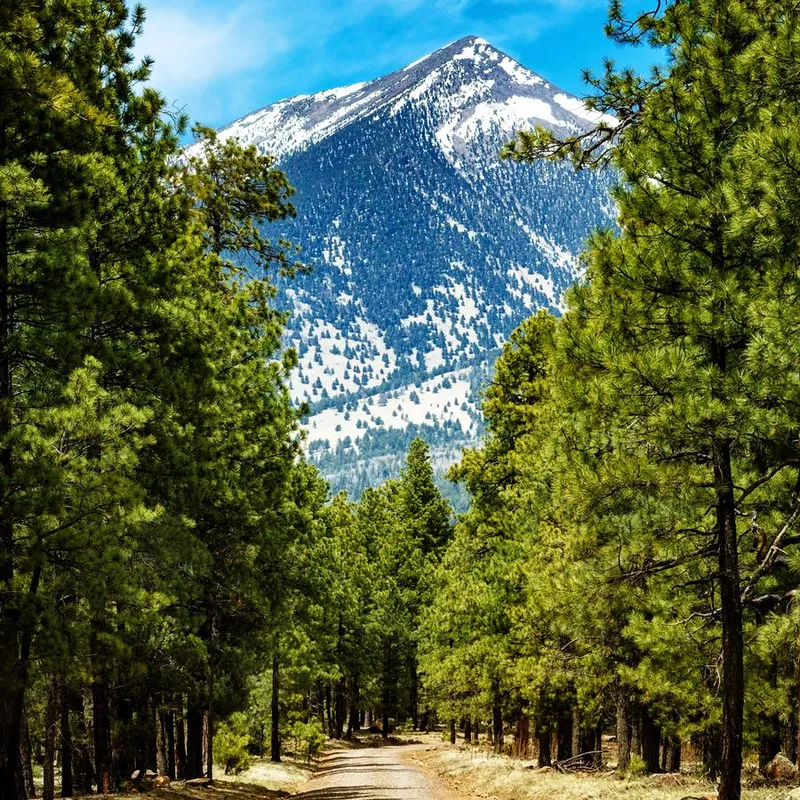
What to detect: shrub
<box><xmin>215</xmin><ymin>712</ymin><xmax>253</xmax><ymax>775</ymax></box>
<box><xmin>289</xmin><ymin>720</ymin><xmax>327</xmax><ymax>763</ymax></box>
<box><xmin>626</xmin><ymin>754</ymin><xmax>646</xmax><ymax>778</ymax></box>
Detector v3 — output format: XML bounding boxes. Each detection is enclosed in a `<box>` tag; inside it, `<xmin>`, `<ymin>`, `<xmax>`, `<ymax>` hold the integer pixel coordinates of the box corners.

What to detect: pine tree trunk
<box><xmin>74</xmin><ymin>699</ymin><xmax>93</xmax><ymax>794</ymax></box>
<box><xmin>630</xmin><ymin>703</ymin><xmax>642</xmax><ymax>757</ymax></box>
<box><xmin>713</xmin><ymin>438</ymin><xmax>744</xmax><ymax>800</ymax></box>
<box><xmin>21</xmin><ymin>704</ymin><xmax>34</xmax><ymax>798</ymax></box>
<box><xmin>557</xmin><ymin>709</ymin><xmax>573</xmax><ymax>761</ymax></box>
<box><xmin>464</xmin><ymin>716</ymin><xmax>472</xmax><ymax>743</ymax></box>
<box><xmin>450</xmin><ymin>720</ymin><xmax>456</xmax><ymax>744</ymax></box>
<box><xmin>616</xmin><ymin>691</ymin><xmax>631</xmax><ymax>771</ymax></box>
<box><xmin>185</xmin><ymin>700</ymin><xmax>204</xmax><ymax>779</ymax></box>
<box><xmin>201</xmin><ymin>715</ymin><xmax>208</xmax><ymax>778</ymax></box>
<box><xmin>796</xmin><ymin>649</ymin><xmax>800</xmax><ymax>769</ymax></box>
<box><xmin>92</xmin><ymin>674</ymin><xmax>113</xmax><ymax>794</ymax></box>
<box><xmin>60</xmin><ymin>686</ymin><xmax>73</xmax><ymax>799</ymax></box>
<box><xmin>174</xmin><ymin>697</ymin><xmax>186</xmax><ymax>781</ymax></box>
<box><xmin>664</xmin><ymin>735</ymin><xmax>681</xmax><ymax>773</ymax></box>
<box><xmin>594</xmin><ymin>725</ymin><xmax>603</xmax><ymax>768</ymax></box>
<box><xmin>578</xmin><ymin>726</ymin><xmax>595</xmax><ymax>767</ymax></box>
<box><xmin>410</xmin><ymin>662</ymin><xmax>418</xmax><ymax>731</ymax></box>
<box><xmin>2</xmin><ymin>569</ymin><xmax>41</xmax><ymax>800</ymax></box>
<box><xmin>113</xmin><ymin>688</ymin><xmax>134</xmax><ymax>786</ymax></box>
<box><xmin>205</xmin><ymin>669</ymin><xmax>214</xmax><ymax>781</ymax></box>
<box><xmin>492</xmin><ymin>705</ymin><xmax>503</xmax><ymax>754</ymax></box>
<box><xmin>346</xmin><ymin>674</ymin><xmax>360</xmax><ymax>738</ymax></box>
<box><xmin>571</xmin><ymin>708</ymin><xmax>581</xmax><ymax>762</ymax></box>
<box><xmin>701</xmin><ymin>728</ymin><xmax>721</xmax><ymax>783</ymax></box>
<box><xmin>165</xmin><ymin>709</ymin><xmax>176</xmax><ymax>780</ymax></box>
<box><xmin>325</xmin><ymin>683</ymin><xmax>333</xmax><ymax>739</ymax></box>
<box><xmin>334</xmin><ymin>678</ymin><xmax>346</xmax><ymax>739</ymax></box>
<box><xmin>758</xmin><ymin>725</ymin><xmax>781</xmax><ymax>769</ymax></box>
<box><xmin>473</xmin><ymin>720</ymin><xmax>478</xmax><ymax>744</ymax></box>
<box><xmin>44</xmin><ymin>680</ymin><xmax>58</xmax><ymax>800</ymax></box>
<box><xmin>156</xmin><ymin>698</ymin><xmax>168</xmax><ymax>777</ymax></box>
<box><xmin>537</xmin><ymin>731</ymin><xmax>551</xmax><ymax>767</ymax></box>
<box><xmin>0</xmin><ymin>184</ymin><xmax>23</xmax><ymax>800</ymax></box>
<box><xmin>641</xmin><ymin>707</ymin><xmax>661</xmax><ymax>774</ymax></box>
<box><xmin>382</xmin><ymin>708</ymin><xmax>390</xmax><ymax>740</ymax></box>
<box><xmin>270</xmin><ymin>653</ymin><xmax>280</xmax><ymax>763</ymax></box>
<box><xmin>515</xmin><ymin>715</ymin><xmax>530</xmax><ymax>758</ymax></box>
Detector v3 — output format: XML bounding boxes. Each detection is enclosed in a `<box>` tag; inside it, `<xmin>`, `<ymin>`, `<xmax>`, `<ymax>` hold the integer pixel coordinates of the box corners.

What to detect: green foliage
<box><xmin>215</xmin><ymin>713</ymin><xmax>253</xmax><ymax>775</ymax></box>
<box><xmin>626</xmin><ymin>755</ymin><xmax>646</xmax><ymax>779</ymax></box>
<box><xmin>288</xmin><ymin>720</ymin><xmax>327</xmax><ymax>762</ymax></box>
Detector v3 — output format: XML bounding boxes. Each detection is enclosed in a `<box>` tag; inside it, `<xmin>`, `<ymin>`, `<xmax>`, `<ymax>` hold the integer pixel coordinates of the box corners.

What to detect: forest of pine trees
<box><xmin>7</xmin><ymin>3</ymin><xmax>800</xmax><ymax>800</ymax></box>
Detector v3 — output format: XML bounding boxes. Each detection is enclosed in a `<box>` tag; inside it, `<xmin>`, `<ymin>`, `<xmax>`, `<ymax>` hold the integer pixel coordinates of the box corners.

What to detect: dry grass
<box><xmin>146</xmin><ymin>757</ymin><xmax>313</xmax><ymax>800</ymax></box>
<box><xmin>403</xmin><ymin>735</ymin><xmax>794</xmax><ymax>800</ymax></box>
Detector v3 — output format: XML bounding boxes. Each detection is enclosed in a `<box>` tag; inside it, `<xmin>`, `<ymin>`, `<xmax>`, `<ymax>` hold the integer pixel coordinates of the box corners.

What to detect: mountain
<box><xmin>204</xmin><ymin>36</ymin><xmax>616</xmax><ymax>503</ymax></box>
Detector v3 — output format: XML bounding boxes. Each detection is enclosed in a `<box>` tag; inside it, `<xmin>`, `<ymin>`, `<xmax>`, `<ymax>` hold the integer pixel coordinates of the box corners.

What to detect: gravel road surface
<box><xmin>294</xmin><ymin>745</ymin><xmax>453</xmax><ymax>800</ymax></box>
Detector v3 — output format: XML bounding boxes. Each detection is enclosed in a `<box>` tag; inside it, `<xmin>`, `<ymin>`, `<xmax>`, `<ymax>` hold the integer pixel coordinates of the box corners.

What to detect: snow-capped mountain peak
<box><xmin>199</xmin><ymin>38</ymin><xmax>616</xmax><ymax>504</ymax></box>
<box><xmin>205</xmin><ymin>36</ymin><xmax>612</xmax><ymax>167</ymax></box>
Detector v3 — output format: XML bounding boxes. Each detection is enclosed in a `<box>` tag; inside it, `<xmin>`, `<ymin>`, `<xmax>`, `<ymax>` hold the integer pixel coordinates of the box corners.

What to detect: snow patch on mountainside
<box><xmin>206</xmin><ymin>35</ymin><xmax>617</xmax><ymax>499</ymax></box>
<box><xmin>305</xmin><ymin>368</ymin><xmax>480</xmax><ymax>451</ymax></box>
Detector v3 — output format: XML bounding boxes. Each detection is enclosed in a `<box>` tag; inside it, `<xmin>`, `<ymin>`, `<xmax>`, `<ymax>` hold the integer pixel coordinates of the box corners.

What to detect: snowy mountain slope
<box><xmin>207</xmin><ymin>36</ymin><xmax>616</xmax><ymax>502</ymax></box>
<box><xmin>207</xmin><ymin>36</ymin><xmax>614</xmax><ymax>165</ymax></box>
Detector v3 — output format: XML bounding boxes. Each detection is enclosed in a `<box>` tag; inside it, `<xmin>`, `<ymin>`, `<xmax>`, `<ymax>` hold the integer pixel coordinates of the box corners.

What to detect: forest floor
<box><xmin>402</xmin><ymin>730</ymin><xmax>795</xmax><ymax>800</ymax></box>
<box><xmin>37</xmin><ymin>732</ymin><xmax>797</xmax><ymax>800</ymax></box>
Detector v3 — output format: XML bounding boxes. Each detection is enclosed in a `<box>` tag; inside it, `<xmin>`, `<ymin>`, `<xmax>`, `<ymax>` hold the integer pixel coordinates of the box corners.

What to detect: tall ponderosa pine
<box><xmin>506</xmin><ymin>2</ymin><xmax>800</xmax><ymax>797</ymax></box>
<box><xmin>0</xmin><ymin>3</ymin><xmax>183</xmax><ymax>795</ymax></box>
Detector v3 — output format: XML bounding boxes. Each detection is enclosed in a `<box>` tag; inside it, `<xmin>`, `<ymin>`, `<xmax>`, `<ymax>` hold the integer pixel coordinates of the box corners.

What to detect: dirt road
<box><xmin>294</xmin><ymin>745</ymin><xmax>455</xmax><ymax>800</ymax></box>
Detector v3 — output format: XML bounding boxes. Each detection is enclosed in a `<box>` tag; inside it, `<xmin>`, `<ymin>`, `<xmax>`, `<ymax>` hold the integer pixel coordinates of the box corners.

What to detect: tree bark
<box><xmin>464</xmin><ymin>716</ymin><xmax>472</xmax><ymax>743</ymax></box>
<box><xmin>21</xmin><ymin>704</ymin><xmax>34</xmax><ymax>798</ymax></box>
<box><xmin>44</xmin><ymin>682</ymin><xmax>57</xmax><ymax>800</ymax></box>
<box><xmin>156</xmin><ymin>698</ymin><xmax>168</xmax><ymax>777</ymax></box>
<box><xmin>60</xmin><ymin>686</ymin><xmax>73</xmax><ymax>799</ymax></box>
<box><xmin>346</xmin><ymin>674</ymin><xmax>360</xmax><ymax>738</ymax></box>
<box><xmin>641</xmin><ymin>707</ymin><xmax>661</xmax><ymax>774</ymax></box>
<box><xmin>537</xmin><ymin>731</ymin><xmax>551</xmax><ymax>767</ymax></box>
<box><xmin>174</xmin><ymin>697</ymin><xmax>186</xmax><ymax>781</ymax></box>
<box><xmin>0</xmin><ymin>182</ymin><xmax>22</xmax><ymax>800</ymax></box>
<box><xmin>450</xmin><ymin>720</ymin><xmax>456</xmax><ymax>744</ymax></box>
<box><xmin>205</xmin><ymin>670</ymin><xmax>214</xmax><ymax>781</ymax></box>
<box><xmin>325</xmin><ymin>683</ymin><xmax>334</xmax><ymax>739</ymax></box>
<box><xmin>594</xmin><ymin>725</ymin><xmax>603</xmax><ymax>769</ymax></box>
<box><xmin>410</xmin><ymin>662</ymin><xmax>418</xmax><ymax>731</ymax></box>
<box><xmin>713</xmin><ymin>438</ymin><xmax>744</xmax><ymax>800</ymax></box>
<box><xmin>91</xmin><ymin>675</ymin><xmax>113</xmax><ymax>794</ymax></box>
<box><xmin>165</xmin><ymin>709</ymin><xmax>176</xmax><ymax>780</ymax></box>
<box><xmin>2</xmin><ymin>569</ymin><xmax>41</xmax><ymax>800</ymax></box>
<box><xmin>515</xmin><ymin>715</ymin><xmax>530</xmax><ymax>759</ymax></box>
<box><xmin>492</xmin><ymin>705</ymin><xmax>503</xmax><ymax>754</ymax></box>
<box><xmin>74</xmin><ymin>699</ymin><xmax>94</xmax><ymax>794</ymax></box>
<box><xmin>630</xmin><ymin>702</ymin><xmax>642</xmax><ymax>757</ymax></box>
<box><xmin>270</xmin><ymin>652</ymin><xmax>281</xmax><ymax>762</ymax></box>
<box><xmin>664</xmin><ymin>735</ymin><xmax>681</xmax><ymax>773</ymax></box>
<box><xmin>616</xmin><ymin>691</ymin><xmax>631</xmax><ymax>771</ymax></box>
<box><xmin>557</xmin><ymin>709</ymin><xmax>573</xmax><ymax>761</ymax></box>
<box><xmin>382</xmin><ymin>708</ymin><xmax>390</xmax><ymax>740</ymax></box>
<box><xmin>758</xmin><ymin>725</ymin><xmax>781</xmax><ymax>769</ymax></box>
<box><xmin>334</xmin><ymin>678</ymin><xmax>346</xmax><ymax>739</ymax></box>
<box><xmin>185</xmin><ymin>699</ymin><xmax>204</xmax><ymax>779</ymax></box>
<box><xmin>571</xmin><ymin>708</ymin><xmax>581</xmax><ymax>762</ymax></box>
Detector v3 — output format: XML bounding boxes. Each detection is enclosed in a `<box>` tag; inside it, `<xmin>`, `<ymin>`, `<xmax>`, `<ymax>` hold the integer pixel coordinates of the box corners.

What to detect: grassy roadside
<box><xmin>401</xmin><ymin>733</ymin><xmax>792</xmax><ymax>800</ymax></box>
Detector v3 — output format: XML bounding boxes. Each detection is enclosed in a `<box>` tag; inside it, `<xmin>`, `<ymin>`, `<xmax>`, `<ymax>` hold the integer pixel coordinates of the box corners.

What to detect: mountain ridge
<box><xmin>205</xmin><ymin>36</ymin><xmax>616</xmax><ymax>503</ymax></box>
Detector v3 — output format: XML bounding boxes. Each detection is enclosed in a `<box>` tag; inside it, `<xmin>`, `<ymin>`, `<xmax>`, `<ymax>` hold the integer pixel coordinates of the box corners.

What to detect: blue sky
<box><xmin>136</xmin><ymin>0</ymin><xmax>658</xmax><ymax>129</ymax></box>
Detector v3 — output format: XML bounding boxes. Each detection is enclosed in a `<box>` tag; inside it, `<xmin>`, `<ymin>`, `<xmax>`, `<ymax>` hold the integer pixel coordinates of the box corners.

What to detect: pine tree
<box><xmin>506</xmin><ymin>2</ymin><xmax>800</xmax><ymax>796</ymax></box>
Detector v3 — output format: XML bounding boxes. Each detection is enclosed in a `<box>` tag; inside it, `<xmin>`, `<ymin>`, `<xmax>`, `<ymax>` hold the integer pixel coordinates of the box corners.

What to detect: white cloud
<box><xmin>137</xmin><ymin>1</ymin><xmax>291</xmax><ymax>95</ymax></box>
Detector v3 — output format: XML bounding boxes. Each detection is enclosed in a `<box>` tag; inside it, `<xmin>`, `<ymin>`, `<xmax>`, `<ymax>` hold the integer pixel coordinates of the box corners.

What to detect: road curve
<box><xmin>294</xmin><ymin>745</ymin><xmax>453</xmax><ymax>800</ymax></box>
